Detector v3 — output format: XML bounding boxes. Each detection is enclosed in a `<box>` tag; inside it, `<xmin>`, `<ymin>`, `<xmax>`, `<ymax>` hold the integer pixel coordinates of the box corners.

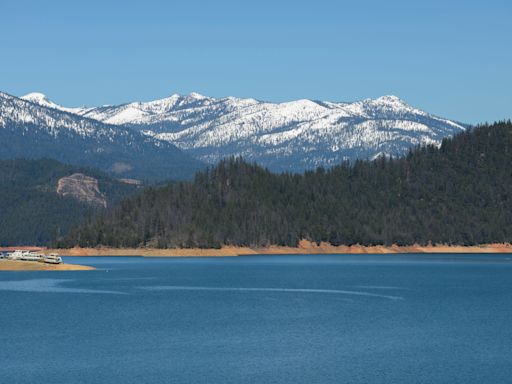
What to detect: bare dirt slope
<box><xmin>57</xmin><ymin>173</ymin><xmax>107</xmax><ymax>208</ymax></box>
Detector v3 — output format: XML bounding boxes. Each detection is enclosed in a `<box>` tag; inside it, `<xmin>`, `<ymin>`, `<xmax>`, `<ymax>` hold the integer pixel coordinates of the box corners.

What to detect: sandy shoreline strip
<box><xmin>0</xmin><ymin>260</ymin><xmax>95</xmax><ymax>271</ymax></box>
<box><xmin>45</xmin><ymin>240</ymin><xmax>512</xmax><ymax>257</ymax></box>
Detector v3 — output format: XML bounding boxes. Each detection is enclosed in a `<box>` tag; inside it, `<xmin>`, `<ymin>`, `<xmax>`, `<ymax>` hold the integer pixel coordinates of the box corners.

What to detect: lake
<box><xmin>1</xmin><ymin>254</ymin><xmax>511</xmax><ymax>383</ymax></box>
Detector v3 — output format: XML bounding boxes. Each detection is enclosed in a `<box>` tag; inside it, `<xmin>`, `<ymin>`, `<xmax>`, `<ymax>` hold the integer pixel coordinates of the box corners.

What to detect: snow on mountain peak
<box><xmin>376</xmin><ymin>95</ymin><xmax>404</xmax><ymax>103</ymax></box>
<box><xmin>20</xmin><ymin>92</ymin><xmax>89</xmax><ymax>115</ymax></box>
<box><xmin>189</xmin><ymin>92</ymin><xmax>208</xmax><ymax>100</ymax></box>
<box><xmin>22</xmin><ymin>92</ymin><xmax>53</xmax><ymax>106</ymax></box>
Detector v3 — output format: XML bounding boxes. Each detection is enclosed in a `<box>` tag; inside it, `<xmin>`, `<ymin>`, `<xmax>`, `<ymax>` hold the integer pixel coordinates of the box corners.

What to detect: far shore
<box><xmin>44</xmin><ymin>240</ymin><xmax>512</xmax><ymax>257</ymax></box>
<box><xmin>0</xmin><ymin>260</ymin><xmax>95</xmax><ymax>271</ymax></box>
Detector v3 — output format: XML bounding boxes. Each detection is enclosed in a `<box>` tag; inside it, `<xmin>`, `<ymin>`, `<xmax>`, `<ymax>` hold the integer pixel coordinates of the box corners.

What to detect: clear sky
<box><xmin>1</xmin><ymin>0</ymin><xmax>510</xmax><ymax>124</ymax></box>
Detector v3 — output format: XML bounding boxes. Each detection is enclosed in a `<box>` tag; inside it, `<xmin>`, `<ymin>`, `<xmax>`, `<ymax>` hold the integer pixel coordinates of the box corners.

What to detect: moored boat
<box><xmin>7</xmin><ymin>250</ymin><xmax>44</xmax><ymax>261</ymax></box>
<box><xmin>7</xmin><ymin>250</ymin><xmax>34</xmax><ymax>260</ymax></box>
<box><xmin>21</xmin><ymin>252</ymin><xmax>44</xmax><ymax>262</ymax></box>
<box><xmin>43</xmin><ymin>253</ymin><xmax>62</xmax><ymax>264</ymax></box>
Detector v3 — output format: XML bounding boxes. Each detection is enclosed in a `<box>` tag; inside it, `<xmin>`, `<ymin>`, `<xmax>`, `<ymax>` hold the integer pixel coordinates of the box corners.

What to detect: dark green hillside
<box><xmin>0</xmin><ymin>158</ymin><xmax>138</xmax><ymax>245</ymax></box>
<box><xmin>59</xmin><ymin>121</ymin><xmax>512</xmax><ymax>248</ymax></box>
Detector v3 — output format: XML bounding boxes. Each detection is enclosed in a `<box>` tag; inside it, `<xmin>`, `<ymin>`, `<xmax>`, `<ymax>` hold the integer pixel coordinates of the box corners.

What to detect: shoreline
<box><xmin>45</xmin><ymin>241</ymin><xmax>512</xmax><ymax>257</ymax></box>
<box><xmin>0</xmin><ymin>260</ymin><xmax>95</xmax><ymax>271</ymax></box>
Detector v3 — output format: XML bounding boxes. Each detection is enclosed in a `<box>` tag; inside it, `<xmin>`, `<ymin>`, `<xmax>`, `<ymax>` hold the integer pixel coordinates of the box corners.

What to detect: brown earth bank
<box><xmin>0</xmin><ymin>260</ymin><xmax>95</xmax><ymax>271</ymax></box>
<box><xmin>45</xmin><ymin>240</ymin><xmax>512</xmax><ymax>257</ymax></box>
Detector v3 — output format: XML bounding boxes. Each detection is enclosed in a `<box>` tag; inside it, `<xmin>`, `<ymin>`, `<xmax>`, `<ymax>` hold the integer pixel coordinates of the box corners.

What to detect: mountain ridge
<box><xmin>0</xmin><ymin>91</ymin><xmax>205</xmax><ymax>180</ymax></box>
<box><xmin>20</xmin><ymin>91</ymin><xmax>466</xmax><ymax>172</ymax></box>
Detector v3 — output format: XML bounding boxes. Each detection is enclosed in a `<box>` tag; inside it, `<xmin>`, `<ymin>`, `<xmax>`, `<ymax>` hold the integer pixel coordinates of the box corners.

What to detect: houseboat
<box><xmin>7</xmin><ymin>250</ymin><xmax>34</xmax><ymax>260</ymax></box>
<box><xmin>43</xmin><ymin>253</ymin><xmax>62</xmax><ymax>264</ymax></box>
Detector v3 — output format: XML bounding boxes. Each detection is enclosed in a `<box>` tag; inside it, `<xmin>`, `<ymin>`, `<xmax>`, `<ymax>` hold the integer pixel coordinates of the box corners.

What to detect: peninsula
<box><xmin>0</xmin><ymin>260</ymin><xmax>95</xmax><ymax>271</ymax></box>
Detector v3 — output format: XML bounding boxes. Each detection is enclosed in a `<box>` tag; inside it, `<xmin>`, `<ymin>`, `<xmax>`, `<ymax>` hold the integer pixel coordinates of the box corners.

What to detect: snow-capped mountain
<box><xmin>0</xmin><ymin>92</ymin><xmax>204</xmax><ymax>180</ymax></box>
<box><xmin>20</xmin><ymin>91</ymin><xmax>466</xmax><ymax>172</ymax></box>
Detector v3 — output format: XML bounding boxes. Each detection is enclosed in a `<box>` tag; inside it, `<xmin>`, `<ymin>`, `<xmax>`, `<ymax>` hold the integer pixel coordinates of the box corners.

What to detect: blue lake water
<box><xmin>1</xmin><ymin>254</ymin><xmax>512</xmax><ymax>383</ymax></box>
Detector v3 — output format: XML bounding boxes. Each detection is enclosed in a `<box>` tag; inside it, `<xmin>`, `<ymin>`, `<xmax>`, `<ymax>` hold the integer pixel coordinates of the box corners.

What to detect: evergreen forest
<box><xmin>57</xmin><ymin>121</ymin><xmax>512</xmax><ymax>248</ymax></box>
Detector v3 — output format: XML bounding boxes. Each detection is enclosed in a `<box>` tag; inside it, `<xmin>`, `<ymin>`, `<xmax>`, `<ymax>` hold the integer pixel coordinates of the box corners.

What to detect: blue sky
<box><xmin>1</xmin><ymin>0</ymin><xmax>510</xmax><ymax>123</ymax></box>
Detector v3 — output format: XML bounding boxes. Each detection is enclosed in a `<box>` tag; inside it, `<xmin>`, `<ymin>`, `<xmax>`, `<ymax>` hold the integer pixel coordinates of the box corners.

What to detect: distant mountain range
<box><xmin>1</xmin><ymin>90</ymin><xmax>466</xmax><ymax>179</ymax></box>
<box><xmin>0</xmin><ymin>92</ymin><xmax>205</xmax><ymax>181</ymax></box>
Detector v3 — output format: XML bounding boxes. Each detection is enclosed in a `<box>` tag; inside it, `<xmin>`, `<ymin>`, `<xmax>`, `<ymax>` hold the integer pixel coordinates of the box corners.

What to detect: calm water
<box><xmin>1</xmin><ymin>254</ymin><xmax>511</xmax><ymax>383</ymax></box>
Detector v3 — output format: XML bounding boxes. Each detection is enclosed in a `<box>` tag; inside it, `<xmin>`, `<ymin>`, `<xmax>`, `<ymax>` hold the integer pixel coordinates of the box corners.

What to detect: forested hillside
<box><xmin>0</xmin><ymin>159</ymin><xmax>138</xmax><ymax>245</ymax></box>
<box><xmin>0</xmin><ymin>92</ymin><xmax>206</xmax><ymax>181</ymax></box>
<box><xmin>58</xmin><ymin>121</ymin><xmax>512</xmax><ymax>248</ymax></box>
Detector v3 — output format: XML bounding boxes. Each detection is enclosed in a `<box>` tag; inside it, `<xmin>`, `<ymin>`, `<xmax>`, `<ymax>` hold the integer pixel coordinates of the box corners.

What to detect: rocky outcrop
<box><xmin>56</xmin><ymin>173</ymin><xmax>107</xmax><ymax>208</ymax></box>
